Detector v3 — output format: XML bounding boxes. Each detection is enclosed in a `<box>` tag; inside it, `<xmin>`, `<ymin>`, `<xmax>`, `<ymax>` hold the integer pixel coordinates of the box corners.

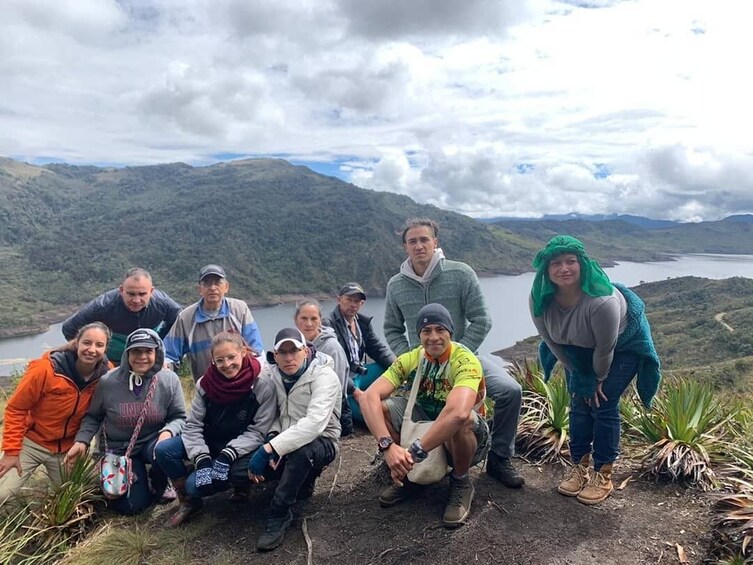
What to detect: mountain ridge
<box><xmin>1</xmin><ymin>156</ymin><xmax>752</xmax><ymax>336</ymax></box>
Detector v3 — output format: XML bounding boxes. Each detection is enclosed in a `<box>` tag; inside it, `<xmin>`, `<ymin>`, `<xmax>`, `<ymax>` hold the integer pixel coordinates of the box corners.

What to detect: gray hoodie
<box><xmin>312</xmin><ymin>325</ymin><xmax>350</xmax><ymax>395</ymax></box>
<box><xmin>75</xmin><ymin>328</ymin><xmax>186</xmax><ymax>455</ymax></box>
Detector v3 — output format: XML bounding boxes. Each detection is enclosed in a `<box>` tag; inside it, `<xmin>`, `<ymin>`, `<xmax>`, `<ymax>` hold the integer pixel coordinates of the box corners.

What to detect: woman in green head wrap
<box><xmin>529</xmin><ymin>235</ymin><xmax>660</xmax><ymax>506</ymax></box>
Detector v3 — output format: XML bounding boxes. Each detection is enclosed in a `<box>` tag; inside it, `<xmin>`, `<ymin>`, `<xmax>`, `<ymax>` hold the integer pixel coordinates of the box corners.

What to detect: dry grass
<box><xmin>60</xmin><ymin>511</ymin><xmax>220</xmax><ymax>565</ymax></box>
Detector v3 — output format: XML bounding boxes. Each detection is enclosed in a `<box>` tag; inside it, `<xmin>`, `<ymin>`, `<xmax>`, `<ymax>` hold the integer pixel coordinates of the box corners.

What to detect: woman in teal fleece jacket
<box><xmin>530</xmin><ymin>235</ymin><xmax>661</xmax><ymax>506</ymax></box>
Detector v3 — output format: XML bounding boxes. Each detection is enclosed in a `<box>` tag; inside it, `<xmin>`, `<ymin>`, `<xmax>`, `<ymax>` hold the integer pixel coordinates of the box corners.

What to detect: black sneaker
<box><xmin>486</xmin><ymin>453</ymin><xmax>525</xmax><ymax>488</ymax></box>
<box><xmin>256</xmin><ymin>509</ymin><xmax>294</xmax><ymax>551</ymax></box>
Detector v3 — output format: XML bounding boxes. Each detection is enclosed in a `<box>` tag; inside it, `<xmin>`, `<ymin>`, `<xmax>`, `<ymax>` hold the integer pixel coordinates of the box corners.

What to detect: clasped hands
<box><xmin>383</xmin><ymin>440</ymin><xmax>426</xmax><ymax>486</ymax></box>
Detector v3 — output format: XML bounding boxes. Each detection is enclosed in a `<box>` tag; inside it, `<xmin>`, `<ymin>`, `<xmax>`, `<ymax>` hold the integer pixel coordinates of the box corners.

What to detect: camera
<box><xmin>350</xmin><ymin>361</ymin><xmax>368</xmax><ymax>376</ymax></box>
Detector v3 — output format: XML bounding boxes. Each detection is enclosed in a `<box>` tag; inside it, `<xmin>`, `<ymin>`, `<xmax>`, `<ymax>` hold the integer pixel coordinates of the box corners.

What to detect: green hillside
<box><xmin>492</xmin><ymin>217</ymin><xmax>753</xmax><ymax>262</ymax></box>
<box><xmin>0</xmin><ymin>157</ymin><xmax>536</xmax><ymax>335</ymax></box>
<box><xmin>496</xmin><ymin>276</ymin><xmax>753</xmax><ymax>394</ymax></box>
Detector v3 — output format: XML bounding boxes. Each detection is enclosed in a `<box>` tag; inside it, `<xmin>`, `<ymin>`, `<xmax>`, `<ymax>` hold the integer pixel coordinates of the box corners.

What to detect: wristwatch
<box><xmin>408</xmin><ymin>439</ymin><xmax>428</xmax><ymax>463</ymax></box>
<box><xmin>378</xmin><ymin>437</ymin><xmax>394</xmax><ymax>452</ymax></box>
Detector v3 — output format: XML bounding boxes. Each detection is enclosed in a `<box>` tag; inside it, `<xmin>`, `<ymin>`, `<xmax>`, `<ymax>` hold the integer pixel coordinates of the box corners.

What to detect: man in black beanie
<box><xmin>360</xmin><ymin>304</ymin><xmax>490</xmax><ymax>529</ymax></box>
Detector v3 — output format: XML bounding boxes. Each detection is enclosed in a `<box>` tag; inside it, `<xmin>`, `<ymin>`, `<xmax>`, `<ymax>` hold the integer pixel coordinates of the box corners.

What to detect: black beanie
<box><xmin>415</xmin><ymin>303</ymin><xmax>455</xmax><ymax>337</ymax></box>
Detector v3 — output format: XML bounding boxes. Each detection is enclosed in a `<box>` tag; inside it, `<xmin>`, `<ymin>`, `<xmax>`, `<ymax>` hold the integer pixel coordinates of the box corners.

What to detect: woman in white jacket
<box><xmin>247</xmin><ymin>328</ymin><xmax>341</xmax><ymax>552</ymax></box>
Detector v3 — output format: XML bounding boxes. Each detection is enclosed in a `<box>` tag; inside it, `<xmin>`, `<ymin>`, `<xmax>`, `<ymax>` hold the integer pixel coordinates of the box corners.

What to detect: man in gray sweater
<box><xmin>383</xmin><ymin>218</ymin><xmax>524</xmax><ymax>488</ymax></box>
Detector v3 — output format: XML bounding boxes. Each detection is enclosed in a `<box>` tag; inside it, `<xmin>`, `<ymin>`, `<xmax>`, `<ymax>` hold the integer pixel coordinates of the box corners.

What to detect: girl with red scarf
<box><xmin>155</xmin><ymin>332</ymin><xmax>276</xmax><ymax>526</ymax></box>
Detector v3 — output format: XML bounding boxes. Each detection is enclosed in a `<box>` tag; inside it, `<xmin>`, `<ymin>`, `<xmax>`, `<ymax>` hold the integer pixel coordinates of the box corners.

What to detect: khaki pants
<box><xmin>0</xmin><ymin>437</ymin><xmax>66</xmax><ymax>505</ymax></box>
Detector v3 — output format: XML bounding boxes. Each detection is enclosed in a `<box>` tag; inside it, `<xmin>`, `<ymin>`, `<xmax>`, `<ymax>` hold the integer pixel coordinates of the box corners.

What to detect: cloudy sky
<box><xmin>3</xmin><ymin>0</ymin><xmax>752</xmax><ymax>221</ymax></box>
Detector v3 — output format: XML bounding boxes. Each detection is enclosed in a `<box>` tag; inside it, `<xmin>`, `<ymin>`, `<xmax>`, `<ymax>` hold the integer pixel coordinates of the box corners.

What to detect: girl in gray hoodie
<box><xmin>66</xmin><ymin>328</ymin><xmax>186</xmax><ymax>515</ymax></box>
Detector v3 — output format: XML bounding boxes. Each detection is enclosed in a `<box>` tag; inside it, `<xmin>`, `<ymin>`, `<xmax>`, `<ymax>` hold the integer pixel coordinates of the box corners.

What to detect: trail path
<box><xmin>714</xmin><ymin>312</ymin><xmax>735</xmax><ymax>333</ymax></box>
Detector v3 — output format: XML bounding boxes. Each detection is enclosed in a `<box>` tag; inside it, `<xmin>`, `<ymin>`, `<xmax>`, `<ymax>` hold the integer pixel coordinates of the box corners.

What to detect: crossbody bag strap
<box><xmin>403</xmin><ymin>360</ymin><xmax>424</xmax><ymax>426</ymax></box>
<box><xmin>124</xmin><ymin>374</ymin><xmax>160</xmax><ymax>459</ymax></box>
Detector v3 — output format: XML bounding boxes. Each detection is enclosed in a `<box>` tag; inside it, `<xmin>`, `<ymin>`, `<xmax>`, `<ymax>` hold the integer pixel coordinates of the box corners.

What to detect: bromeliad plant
<box><xmin>622</xmin><ymin>377</ymin><xmax>740</xmax><ymax>490</ymax></box>
<box><xmin>712</xmin><ymin>473</ymin><xmax>753</xmax><ymax>563</ymax></box>
<box><xmin>509</xmin><ymin>358</ymin><xmax>570</xmax><ymax>464</ymax></box>
<box><xmin>0</xmin><ymin>455</ymin><xmax>100</xmax><ymax>564</ymax></box>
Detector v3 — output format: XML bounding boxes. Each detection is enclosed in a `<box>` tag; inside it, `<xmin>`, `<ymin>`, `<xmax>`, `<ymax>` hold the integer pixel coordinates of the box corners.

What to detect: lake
<box><xmin>1</xmin><ymin>253</ymin><xmax>752</xmax><ymax>374</ymax></box>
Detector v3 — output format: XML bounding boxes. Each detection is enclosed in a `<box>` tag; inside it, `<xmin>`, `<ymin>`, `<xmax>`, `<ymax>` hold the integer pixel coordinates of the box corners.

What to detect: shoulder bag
<box><xmin>98</xmin><ymin>375</ymin><xmax>159</xmax><ymax>499</ymax></box>
<box><xmin>400</xmin><ymin>363</ymin><xmax>449</xmax><ymax>485</ymax></box>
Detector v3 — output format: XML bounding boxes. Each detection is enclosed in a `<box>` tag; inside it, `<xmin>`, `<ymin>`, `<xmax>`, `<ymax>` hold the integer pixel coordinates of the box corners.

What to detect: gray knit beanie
<box><xmin>415</xmin><ymin>303</ymin><xmax>455</xmax><ymax>336</ymax></box>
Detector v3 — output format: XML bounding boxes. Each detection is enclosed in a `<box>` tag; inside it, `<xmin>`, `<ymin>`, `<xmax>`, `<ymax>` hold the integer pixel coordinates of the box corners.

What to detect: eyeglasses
<box><xmin>213</xmin><ymin>353</ymin><xmax>240</xmax><ymax>366</ymax></box>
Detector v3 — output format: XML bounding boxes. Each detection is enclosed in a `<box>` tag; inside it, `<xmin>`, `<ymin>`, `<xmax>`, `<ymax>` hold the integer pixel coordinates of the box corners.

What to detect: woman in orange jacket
<box><xmin>0</xmin><ymin>322</ymin><xmax>112</xmax><ymax>503</ymax></box>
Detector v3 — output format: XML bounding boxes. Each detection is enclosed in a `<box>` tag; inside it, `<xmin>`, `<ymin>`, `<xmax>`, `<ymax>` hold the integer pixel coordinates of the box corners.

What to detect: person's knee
<box><xmin>486</xmin><ymin>372</ymin><xmax>522</xmax><ymax>403</ymax></box>
<box><xmin>447</xmin><ymin>413</ymin><xmax>476</xmax><ymax>448</ymax></box>
<box><xmin>285</xmin><ymin>446</ymin><xmax>312</xmax><ymax>469</ymax></box>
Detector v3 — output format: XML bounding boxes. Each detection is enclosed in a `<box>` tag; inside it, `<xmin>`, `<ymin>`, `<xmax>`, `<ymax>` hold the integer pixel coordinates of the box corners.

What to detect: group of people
<box><xmin>0</xmin><ymin>217</ymin><xmax>661</xmax><ymax>550</ymax></box>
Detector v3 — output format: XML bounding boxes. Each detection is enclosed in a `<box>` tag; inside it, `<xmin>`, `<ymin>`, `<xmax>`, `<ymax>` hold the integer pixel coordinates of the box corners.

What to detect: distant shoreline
<box><xmin>0</xmin><ymin>290</ymin><xmax>355</xmax><ymax>341</ymax></box>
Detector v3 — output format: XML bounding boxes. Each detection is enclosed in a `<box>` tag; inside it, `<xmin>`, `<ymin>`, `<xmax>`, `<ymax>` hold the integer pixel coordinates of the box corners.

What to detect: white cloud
<box><xmin>2</xmin><ymin>0</ymin><xmax>752</xmax><ymax>220</ymax></box>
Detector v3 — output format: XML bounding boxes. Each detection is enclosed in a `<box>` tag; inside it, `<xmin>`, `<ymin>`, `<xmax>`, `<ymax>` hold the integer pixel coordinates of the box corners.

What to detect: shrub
<box><xmin>509</xmin><ymin>359</ymin><xmax>570</xmax><ymax>464</ymax></box>
<box><xmin>0</xmin><ymin>456</ymin><xmax>99</xmax><ymax>564</ymax></box>
<box><xmin>623</xmin><ymin>377</ymin><xmax>740</xmax><ymax>489</ymax></box>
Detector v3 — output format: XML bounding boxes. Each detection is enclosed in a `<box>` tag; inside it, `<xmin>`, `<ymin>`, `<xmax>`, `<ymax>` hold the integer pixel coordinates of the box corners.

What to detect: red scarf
<box><xmin>201</xmin><ymin>354</ymin><xmax>261</xmax><ymax>404</ymax></box>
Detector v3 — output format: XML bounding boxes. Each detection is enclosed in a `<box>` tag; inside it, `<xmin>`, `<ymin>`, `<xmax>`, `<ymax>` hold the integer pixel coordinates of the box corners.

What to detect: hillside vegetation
<box><xmin>492</xmin><ymin>216</ymin><xmax>753</xmax><ymax>262</ymax></box>
<box><xmin>2</xmin><ymin>156</ymin><xmax>752</xmax><ymax>336</ymax></box>
<box><xmin>0</xmin><ymin>157</ymin><xmax>537</xmax><ymax>335</ymax></box>
<box><xmin>497</xmin><ymin>276</ymin><xmax>753</xmax><ymax>393</ymax></box>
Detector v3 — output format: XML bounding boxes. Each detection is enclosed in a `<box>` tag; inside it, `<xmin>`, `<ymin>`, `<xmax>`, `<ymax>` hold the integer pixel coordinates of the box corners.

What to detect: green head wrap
<box><xmin>530</xmin><ymin>235</ymin><xmax>614</xmax><ymax>317</ymax></box>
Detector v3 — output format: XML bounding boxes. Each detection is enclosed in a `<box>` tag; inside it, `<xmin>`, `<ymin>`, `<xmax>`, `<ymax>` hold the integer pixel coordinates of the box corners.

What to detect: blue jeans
<box><xmin>107</xmin><ymin>436</ymin><xmax>168</xmax><ymax>516</ymax></box>
<box><xmin>154</xmin><ymin>436</ymin><xmax>251</xmax><ymax>498</ymax></box>
<box><xmin>479</xmin><ymin>354</ymin><xmax>523</xmax><ymax>459</ymax></box>
<box><xmin>568</xmin><ymin>351</ymin><xmax>638</xmax><ymax>470</ymax></box>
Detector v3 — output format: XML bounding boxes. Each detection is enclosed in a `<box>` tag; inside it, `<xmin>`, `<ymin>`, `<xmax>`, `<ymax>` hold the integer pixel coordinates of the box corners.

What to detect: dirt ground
<box><xmin>183</xmin><ymin>429</ymin><xmax>714</xmax><ymax>565</ymax></box>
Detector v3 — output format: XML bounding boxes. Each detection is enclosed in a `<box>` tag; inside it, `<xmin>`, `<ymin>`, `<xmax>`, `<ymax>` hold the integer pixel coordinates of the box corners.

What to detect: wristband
<box><xmin>408</xmin><ymin>439</ymin><xmax>428</xmax><ymax>463</ymax></box>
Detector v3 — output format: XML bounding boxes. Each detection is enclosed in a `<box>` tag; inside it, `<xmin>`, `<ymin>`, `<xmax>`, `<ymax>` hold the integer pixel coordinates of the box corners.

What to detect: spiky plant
<box><xmin>713</xmin><ymin>476</ymin><xmax>753</xmax><ymax>562</ymax></box>
<box><xmin>623</xmin><ymin>378</ymin><xmax>738</xmax><ymax>489</ymax></box>
<box><xmin>0</xmin><ymin>455</ymin><xmax>100</xmax><ymax>563</ymax></box>
<box><xmin>510</xmin><ymin>359</ymin><xmax>570</xmax><ymax>464</ymax></box>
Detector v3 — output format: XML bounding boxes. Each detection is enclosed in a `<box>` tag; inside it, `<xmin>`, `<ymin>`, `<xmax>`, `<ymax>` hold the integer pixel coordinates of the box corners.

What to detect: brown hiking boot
<box><xmin>378</xmin><ymin>479</ymin><xmax>423</xmax><ymax>508</ymax></box>
<box><xmin>577</xmin><ymin>463</ymin><xmax>614</xmax><ymax>505</ymax></box>
<box><xmin>167</xmin><ymin>478</ymin><xmax>202</xmax><ymax>528</ymax></box>
<box><xmin>443</xmin><ymin>474</ymin><xmax>475</xmax><ymax>528</ymax></box>
<box><xmin>558</xmin><ymin>455</ymin><xmax>590</xmax><ymax>497</ymax></box>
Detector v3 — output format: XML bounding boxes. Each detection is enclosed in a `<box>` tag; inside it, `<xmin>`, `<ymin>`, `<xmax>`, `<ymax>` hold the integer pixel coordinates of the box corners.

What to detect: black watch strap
<box><xmin>378</xmin><ymin>437</ymin><xmax>394</xmax><ymax>452</ymax></box>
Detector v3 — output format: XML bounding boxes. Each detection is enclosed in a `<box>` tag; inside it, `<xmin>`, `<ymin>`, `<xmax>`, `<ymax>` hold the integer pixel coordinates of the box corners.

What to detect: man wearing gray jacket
<box><xmin>247</xmin><ymin>328</ymin><xmax>341</xmax><ymax>552</ymax></box>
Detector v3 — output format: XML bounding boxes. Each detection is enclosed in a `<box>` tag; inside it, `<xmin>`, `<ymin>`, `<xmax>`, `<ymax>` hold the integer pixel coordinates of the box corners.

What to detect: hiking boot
<box><xmin>486</xmin><ymin>453</ymin><xmax>525</xmax><ymax>488</ymax></box>
<box><xmin>558</xmin><ymin>455</ymin><xmax>591</xmax><ymax>497</ymax></box>
<box><xmin>256</xmin><ymin>509</ymin><xmax>294</xmax><ymax>551</ymax></box>
<box><xmin>378</xmin><ymin>479</ymin><xmax>422</xmax><ymax>508</ymax></box>
<box><xmin>443</xmin><ymin>474</ymin><xmax>475</xmax><ymax>528</ymax></box>
<box><xmin>577</xmin><ymin>463</ymin><xmax>614</xmax><ymax>505</ymax></box>
<box><xmin>167</xmin><ymin>478</ymin><xmax>202</xmax><ymax>528</ymax></box>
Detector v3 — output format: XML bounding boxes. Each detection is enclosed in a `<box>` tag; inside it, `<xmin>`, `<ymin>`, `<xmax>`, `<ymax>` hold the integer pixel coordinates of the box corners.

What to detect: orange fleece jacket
<box><xmin>2</xmin><ymin>352</ymin><xmax>108</xmax><ymax>455</ymax></box>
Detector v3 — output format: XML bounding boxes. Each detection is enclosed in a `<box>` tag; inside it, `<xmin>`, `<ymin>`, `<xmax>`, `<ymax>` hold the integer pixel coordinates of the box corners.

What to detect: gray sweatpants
<box><xmin>479</xmin><ymin>354</ymin><xmax>522</xmax><ymax>459</ymax></box>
